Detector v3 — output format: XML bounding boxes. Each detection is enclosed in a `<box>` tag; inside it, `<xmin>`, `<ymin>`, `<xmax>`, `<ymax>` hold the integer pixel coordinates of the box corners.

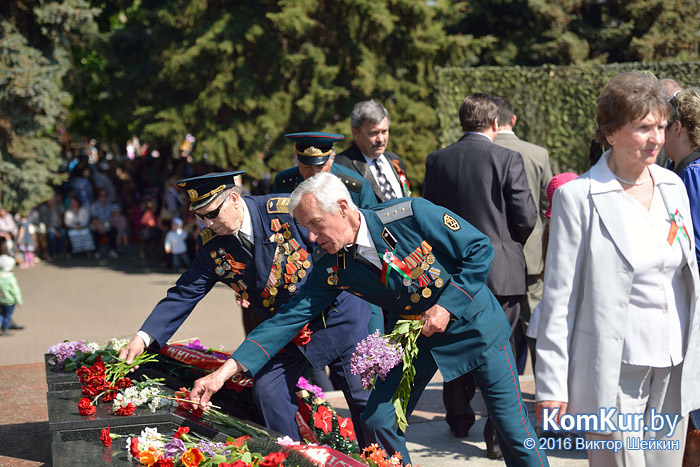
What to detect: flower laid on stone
<box><xmin>104</xmin><ymin>426</ymin><xmax>291</xmax><ymax>466</ymax></box>
<box><xmin>47</xmin><ymin>340</ymin><xmax>99</xmax><ymax>369</ymax></box>
<box><xmin>75</xmin><ymin>353</ymin><xmax>162</xmax><ymax>416</ymax></box>
<box><xmin>172</xmin><ymin>388</ymin><xmax>266</xmax><ymax>439</ymax></box>
<box><xmin>350</xmin><ymin>331</ymin><xmax>403</xmax><ymax>389</ymax></box>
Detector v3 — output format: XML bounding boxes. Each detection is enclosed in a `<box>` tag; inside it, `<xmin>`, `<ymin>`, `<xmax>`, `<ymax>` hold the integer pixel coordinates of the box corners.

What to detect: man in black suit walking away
<box><xmin>423</xmin><ymin>93</ymin><xmax>537</xmax><ymax>459</ymax></box>
<box><xmin>335</xmin><ymin>100</ymin><xmax>411</xmax><ymax>202</ymax></box>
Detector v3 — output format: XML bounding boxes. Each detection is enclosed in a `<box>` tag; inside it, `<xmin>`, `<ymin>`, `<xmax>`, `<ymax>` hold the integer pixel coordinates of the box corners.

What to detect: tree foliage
<box><xmin>0</xmin><ymin>0</ymin><xmax>100</xmax><ymax>211</ymax></box>
<box><xmin>72</xmin><ymin>0</ymin><xmax>490</xmax><ymax>186</ymax></box>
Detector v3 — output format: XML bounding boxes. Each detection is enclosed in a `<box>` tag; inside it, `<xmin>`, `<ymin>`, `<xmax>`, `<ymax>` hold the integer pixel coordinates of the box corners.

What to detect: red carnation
<box><xmin>100</xmin><ymin>427</ymin><xmax>112</xmax><ymax>447</ymax></box>
<box><xmin>174</xmin><ymin>426</ymin><xmax>190</xmax><ymax>439</ymax></box>
<box><xmin>115</xmin><ymin>402</ymin><xmax>137</xmax><ymax>416</ymax></box>
<box><xmin>260</xmin><ymin>451</ymin><xmax>289</xmax><ymax>467</ymax></box>
<box><xmin>115</xmin><ymin>377</ymin><xmax>132</xmax><ymax>389</ymax></box>
<box><xmin>292</xmin><ymin>323</ymin><xmax>313</xmax><ymax>346</ymax></box>
<box><xmin>78</xmin><ymin>398</ymin><xmax>96</xmax><ymax>416</ymax></box>
<box><xmin>130</xmin><ymin>437</ymin><xmax>141</xmax><ymax>457</ymax></box>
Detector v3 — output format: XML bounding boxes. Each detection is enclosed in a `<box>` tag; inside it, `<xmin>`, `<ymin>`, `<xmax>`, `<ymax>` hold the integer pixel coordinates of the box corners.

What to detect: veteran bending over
<box><xmin>119</xmin><ymin>171</ymin><xmax>371</xmax><ymax>446</ymax></box>
<box><xmin>189</xmin><ymin>172</ymin><xmax>548</xmax><ymax>466</ymax></box>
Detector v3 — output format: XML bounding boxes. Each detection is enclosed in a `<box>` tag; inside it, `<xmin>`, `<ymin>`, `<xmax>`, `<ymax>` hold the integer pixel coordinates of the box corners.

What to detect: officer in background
<box><xmin>119</xmin><ymin>171</ymin><xmax>371</xmax><ymax>446</ymax></box>
<box><xmin>273</xmin><ymin>132</ymin><xmax>378</xmax><ymax>210</ymax></box>
<box><xmin>189</xmin><ymin>172</ymin><xmax>548</xmax><ymax>467</ymax></box>
<box><xmin>274</xmin><ymin>132</ymin><xmax>383</xmax><ymax>335</ymax></box>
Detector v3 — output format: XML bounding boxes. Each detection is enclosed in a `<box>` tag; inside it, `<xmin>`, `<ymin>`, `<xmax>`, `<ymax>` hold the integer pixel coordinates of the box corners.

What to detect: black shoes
<box><xmin>448</xmin><ymin>413</ymin><xmax>475</xmax><ymax>438</ymax></box>
<box><xmin>9</xmin><ymin>322</ymin><xmax>24</xmax><ymax>330</ymax></box>
<box><xmin>484</xmin><ymin>418</ymin><xmax>503</xmax><ymax>459</ymax></box>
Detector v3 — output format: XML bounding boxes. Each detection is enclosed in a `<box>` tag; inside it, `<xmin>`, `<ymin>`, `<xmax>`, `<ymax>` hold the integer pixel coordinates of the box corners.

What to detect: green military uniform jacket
<box><xmin>233</xmin><ymin>198</ymin><xmax>511</xmax><ymax>381</ymax></box>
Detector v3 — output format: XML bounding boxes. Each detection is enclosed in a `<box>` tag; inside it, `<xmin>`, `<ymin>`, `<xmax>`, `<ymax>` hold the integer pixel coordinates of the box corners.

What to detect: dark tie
<box><xmin>238</xmin><ymin>231</ymin><xmax>254</xmax><ymax>254</ymax></box>
<box><xmin>372</xmin><ymin>159</ymin><xmax>397</xmax><ymax>201</ymax></box>
<box><xmin>347</xmin><ymin>244</ymin><xmax>382</xmax><ymax>276</ymax></box>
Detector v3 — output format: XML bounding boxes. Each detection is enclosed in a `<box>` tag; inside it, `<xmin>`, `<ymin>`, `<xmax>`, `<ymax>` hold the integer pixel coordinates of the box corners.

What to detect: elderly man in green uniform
<box><xmin>274</xmin><ymin>132</ymin><xmax>383</xmax><ymax>336</ymax></box>
<box><xmin>273</xmin><ymin>132</ymin><xmax>378</xmax><ymax>210</ymax></box>
<box><xmin>189</xmin><ymin>172</ymin><xmax>548</xmax><ymax>466</ymax></box>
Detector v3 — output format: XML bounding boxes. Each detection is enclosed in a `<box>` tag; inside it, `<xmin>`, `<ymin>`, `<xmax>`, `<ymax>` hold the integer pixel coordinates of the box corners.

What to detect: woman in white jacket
<box><xmin>535</xmin><ymin>72</ymin><xmax>700</xmax><ymax>466</ymax></box>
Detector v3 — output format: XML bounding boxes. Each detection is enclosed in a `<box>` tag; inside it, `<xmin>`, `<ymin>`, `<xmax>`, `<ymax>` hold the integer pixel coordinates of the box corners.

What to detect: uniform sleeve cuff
<box><xmin>137</xmin><ymin>330</ymin><xmax>154</xmax><ymax>347</ymax></box>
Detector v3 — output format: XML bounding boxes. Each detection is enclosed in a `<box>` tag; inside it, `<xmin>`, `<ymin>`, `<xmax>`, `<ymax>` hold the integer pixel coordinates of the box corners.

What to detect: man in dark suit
<box><xmin>188</xmin><ymin>172</ymin><xmax>548</xmax><ymax>467</ymax></box>
<box><xmin>423</xmin><ymin>93</ymin><xmax>537</xmax><ymax>458</ymax></box>
<box><xmin>494</xmin><ymin>97</ymin><xmax>553</xmax><ymax>373</ymax></box>
<box><xmin>335</xmin><ymin>100</ymin><xmax>411</xmax><ymax>202</ymax></box>
<box><xmin>119</xmin><ymin>171</ymin><xmax>370</xmax><ymax>446</ymax></box>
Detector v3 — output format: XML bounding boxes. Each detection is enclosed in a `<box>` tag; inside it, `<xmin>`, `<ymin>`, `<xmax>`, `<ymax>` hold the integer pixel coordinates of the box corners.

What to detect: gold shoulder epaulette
<box><xmin>267</xmin><ymin>197</ymin><xmax>290</xmax><ymax>214</ymax></box>
<box><xmin>199</xmin><ymin>227</ymin><xmax>216</xmax><ymax>245</ymax></box>
<box><xmin>377</xmin><ymin>200</ymin><xmax>413</xmax><ymax>224</ymax></box>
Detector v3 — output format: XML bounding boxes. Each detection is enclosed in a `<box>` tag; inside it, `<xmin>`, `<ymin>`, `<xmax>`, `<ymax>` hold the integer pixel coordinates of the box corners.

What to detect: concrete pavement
<box><xmin>0</xmin><ymin>255</ymin><xmax>587</xmax><ymax>466</ymax></box>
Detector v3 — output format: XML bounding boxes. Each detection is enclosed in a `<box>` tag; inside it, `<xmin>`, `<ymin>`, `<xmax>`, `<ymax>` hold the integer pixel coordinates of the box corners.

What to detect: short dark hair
<box><xmin>494</xmin><ymin>97</ymin><xmax>514</xmax><ymax>128</ymax></box>
<box><xmin>459</xmin><ymin>93</ymin><xmax>499</xmax><ymax>133</ymax></box>
<box><xmin>595</xmin><ymin>72</ymin><xmax>670</xmax><ymax>146</ymax></box>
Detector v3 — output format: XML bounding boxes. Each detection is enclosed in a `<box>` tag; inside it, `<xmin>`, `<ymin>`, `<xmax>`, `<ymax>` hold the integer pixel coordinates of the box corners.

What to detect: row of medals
<box><xmin>402</xmin><ymin>242</ymin><xmax>444</xmax><ymax>304</ymax></box>
<box><xmin>263</xmin><ymin>226</ymin><xmax>311</xmax><ymax>308</ymax></box>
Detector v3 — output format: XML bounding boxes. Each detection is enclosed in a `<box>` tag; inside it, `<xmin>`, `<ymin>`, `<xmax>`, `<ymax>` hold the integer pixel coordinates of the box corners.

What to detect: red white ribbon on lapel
<box><xmin>380</xmin><ymin>249</ymin><xmax>411</xmax><ymax>287</ymax></box>
<box><xmin>667</xmin><ymin>209</ymin><xmax>690</xmax><ymax>246</ymax></box>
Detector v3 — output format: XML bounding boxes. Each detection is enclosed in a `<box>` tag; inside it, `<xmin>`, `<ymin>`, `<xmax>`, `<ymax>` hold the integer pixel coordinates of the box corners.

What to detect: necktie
<box><xmin>238</xmin><ymin>231</ymin><xmax>254</xmax><ymax>253</ymax></box>
<box><xmin>347</xmin><ymin>245</ymin><xmax>382</xmax><ymax>276</ymax></box>
<box><xmin>372</xmin><ymin>159</ymin><xmax>397</xmax><ymax>201</ymax></box>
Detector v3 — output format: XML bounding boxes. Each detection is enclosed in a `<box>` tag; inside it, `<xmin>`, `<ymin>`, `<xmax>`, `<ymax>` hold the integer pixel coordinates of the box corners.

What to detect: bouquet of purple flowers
<box><xmin>350</xmin><ymin>320</ymin><xmax>423</xmax><ymax>432</ymax></box>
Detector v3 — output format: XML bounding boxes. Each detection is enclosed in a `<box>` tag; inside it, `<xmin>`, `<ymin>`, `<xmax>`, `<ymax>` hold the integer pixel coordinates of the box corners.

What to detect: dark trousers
<box><xmin>443</xmin><ymin>295</ymin><xmax>524</xmax><ymax>438</ymax></box>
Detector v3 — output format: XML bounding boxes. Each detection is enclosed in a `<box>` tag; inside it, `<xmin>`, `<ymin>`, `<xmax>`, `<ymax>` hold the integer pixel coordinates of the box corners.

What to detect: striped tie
<box><xmin>373</xmin><ymin>159</ymin><xmax>397</xmax><ymax>201</ymax></box>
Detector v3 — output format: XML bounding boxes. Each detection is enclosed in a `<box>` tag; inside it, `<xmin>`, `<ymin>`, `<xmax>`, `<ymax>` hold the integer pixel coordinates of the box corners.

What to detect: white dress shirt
<box><xmin>603</xmin><ymin>161</ymin><xmax>690</xmax><ymax>367</ymax></box>
<box><xmin>350</xmin><ymin>211</ymin><xmax>382</xmax><ymax>269</ymax></box>
<box><xmin>362</xmin><ymin>153</ymin><xmax>403</xmax><ymax>199</ymax></box>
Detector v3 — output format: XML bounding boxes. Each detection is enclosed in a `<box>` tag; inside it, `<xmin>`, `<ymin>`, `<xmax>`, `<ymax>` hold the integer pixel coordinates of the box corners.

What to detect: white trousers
<box><xmin>585</xmin><ymin>362</ymin><xmax>687</xmax><ymax>467</ymax></box>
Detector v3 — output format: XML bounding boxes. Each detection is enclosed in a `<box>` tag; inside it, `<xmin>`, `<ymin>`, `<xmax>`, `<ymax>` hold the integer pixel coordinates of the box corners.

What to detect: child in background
<box><xmin>164</xmin><ymin>217</ymin><xmax>190</xmax><ymax>273</ymax></box>
<box><xmin>16</xmin><ymin>212</ymin><xmax>36</xmax><ymax>268</ymax></box>
<box><xmin>0</xmin><ymin>239</ymin><xmax>23</xmax><ymax>336</ymax></box>
<box><xmin>111</xmin><ymin>204</ymin><xmax>130</xmax><ymax>255</ymax></box>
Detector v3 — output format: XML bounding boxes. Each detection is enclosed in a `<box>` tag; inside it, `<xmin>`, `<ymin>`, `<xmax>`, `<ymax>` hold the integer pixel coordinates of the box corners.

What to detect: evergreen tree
<box><xmin>450</xmin><ymin>0</ymin><xmax>700</xmax><ymax>65</ymax></box>
<box><xmin>0</xmin><ymin>0</ymin><xmax>100</xmax><ymax>211</ymax></box>
<box><xmin>79</xmin><ymin>0</ymin><xmax>487</xmax><ymax>190</ymax></box>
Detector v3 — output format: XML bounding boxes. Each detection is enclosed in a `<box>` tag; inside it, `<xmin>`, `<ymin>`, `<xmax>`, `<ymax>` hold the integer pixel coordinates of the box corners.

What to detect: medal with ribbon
<box><xmin>667</xmin><ymin>209</ymin><xmax>690</xmax><ymax>246</ymax></box>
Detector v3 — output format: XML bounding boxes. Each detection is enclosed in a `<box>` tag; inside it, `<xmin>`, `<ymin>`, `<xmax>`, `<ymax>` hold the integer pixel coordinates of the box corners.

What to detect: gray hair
<box><xmin>289</xmin><ymin>172</ymin><xmax>358</xmax><ymax>216</ymax></box>
<box><xmin>350</xmin><ymin>100</ymin><xmax>390</xmax><ymax>129</ymax></box>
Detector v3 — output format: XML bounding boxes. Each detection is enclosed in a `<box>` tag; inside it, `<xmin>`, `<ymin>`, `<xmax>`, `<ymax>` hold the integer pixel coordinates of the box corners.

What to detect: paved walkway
<box><xmin>0</xmin><ymin>256</ymin><xmax>588</xmax><ymax>466</ymax></box>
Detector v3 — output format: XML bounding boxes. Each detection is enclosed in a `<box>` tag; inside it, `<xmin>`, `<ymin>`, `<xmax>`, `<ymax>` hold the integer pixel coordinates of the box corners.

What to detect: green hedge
<box><xmin>436</xmin><ymin>61</ymin><xmax>700</xmax><ymax>174</ymax></box>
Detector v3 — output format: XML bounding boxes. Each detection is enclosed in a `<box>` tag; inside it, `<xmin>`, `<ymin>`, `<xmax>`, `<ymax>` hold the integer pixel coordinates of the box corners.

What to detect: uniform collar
<box><xmin>352</xmin><ymin>211</ymin><xmax>375</xmax><ymax>250</ymax></box>
<box><xmin>239</xmin><ymin>200</ymin><xmax>253</xmax><ymax>240</ymax></box>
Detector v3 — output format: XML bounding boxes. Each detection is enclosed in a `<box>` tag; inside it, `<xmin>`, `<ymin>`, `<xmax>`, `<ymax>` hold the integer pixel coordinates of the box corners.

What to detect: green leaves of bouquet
<box><xmin>351</xmin><ymin>320</ymin><xmax>423</xmax><ymax>433</ymax></box>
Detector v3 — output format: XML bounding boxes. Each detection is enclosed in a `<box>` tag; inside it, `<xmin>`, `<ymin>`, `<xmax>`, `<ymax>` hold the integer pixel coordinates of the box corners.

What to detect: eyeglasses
<box><xmin>196</xmin><ymin>196</ymin><xmax>228</xmax><ymax>221</ymax></box>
